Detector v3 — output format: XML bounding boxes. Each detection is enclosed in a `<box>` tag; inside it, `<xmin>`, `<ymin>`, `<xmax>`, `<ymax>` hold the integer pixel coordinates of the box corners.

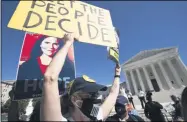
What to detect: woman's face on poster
<box><xmin>40</xmin><ymin>37</ymin><xmax>59</xmax><ymax>57</ymax></box>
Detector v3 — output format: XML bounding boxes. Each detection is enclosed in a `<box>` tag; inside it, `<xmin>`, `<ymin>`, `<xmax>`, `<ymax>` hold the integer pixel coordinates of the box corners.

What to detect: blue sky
<box><xmin>2</xmin><ymin>1</ymin><xmax>187</xmax><ymax>85</ymax></box>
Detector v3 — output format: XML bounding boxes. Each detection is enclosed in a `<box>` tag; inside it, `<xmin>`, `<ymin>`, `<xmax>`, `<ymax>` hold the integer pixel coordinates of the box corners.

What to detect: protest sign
<box><xmin>107</xmin><ymin>27</ymin><xmax>120</xmax><ymax>64</ymax></box>
<box><xmin>8</xmin><ymin>1</ymin><xmax>117</xmax><ymax>47</ymax></box>
<box><xmin>108</xmin><ymin>47</ymin><xmax>119</xmax><ymax>64</ymax></box>
<box><xmin>14</xmin><ymin>33</ymin><xmax>76</xmax><ymax>100</ymax></box>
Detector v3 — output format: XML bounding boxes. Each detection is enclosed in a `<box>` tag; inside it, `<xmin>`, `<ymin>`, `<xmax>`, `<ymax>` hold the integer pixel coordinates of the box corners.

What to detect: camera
<box><xmin>146</xmin><ymin>90</ymin><xmax>154</xmax><ymax>97</ymax></box>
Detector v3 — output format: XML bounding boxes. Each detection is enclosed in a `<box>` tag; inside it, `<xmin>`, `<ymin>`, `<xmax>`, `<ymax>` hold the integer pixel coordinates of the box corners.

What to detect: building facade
<box><xmin>122</xmin><ymin>47</ymin><xmax>187</xmax><ymax>95</ymax></box>
<box><xmin>1</xmin><ymin>81</ymin><xmax>14</xmax><ymax>105</ymax></box>
<box><xmin>101</xmin><ymin>82</ymin><xmax>127</xmax><ymax>99</ymax></box>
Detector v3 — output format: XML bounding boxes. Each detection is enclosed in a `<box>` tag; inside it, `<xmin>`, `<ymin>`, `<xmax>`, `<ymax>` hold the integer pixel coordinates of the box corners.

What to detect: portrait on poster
<box><xmin>14</xmin><ymin>33</ymin><xmax>75</xmax><ymax>100</ymax></box>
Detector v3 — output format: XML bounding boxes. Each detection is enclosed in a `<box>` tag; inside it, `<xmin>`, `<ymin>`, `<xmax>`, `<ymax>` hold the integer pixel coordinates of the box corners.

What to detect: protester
<box><xmin>181</xmin><ymin>86</ymin><xmax>187</xmax><ymax>121</ymax></box>
<box><xmin>126</xmin><ymin>103</ymin><xmax>139</xmax><ymax>116</ymax></box>
<box><xmin>106</xmin><ymin>95</ymin><xmax>145</xmax><ymax>121</ymax></box>
<box><xmin>144</xmin><ymin>91</ymin><xmax>166</xmax><ymax>122</ymax></box>
<box><xmin>41</xmin><ymin>33</ymin><xmax>121</xmax><ymax>121</ymax></box>
<box><xmin>126</xmin><ymin>90</ymin><xmax>135</xmax><ymax>109</ymax></box>
<box><xmin>138</xmin><ymin>88</ymin><xmax>146</xmax><ymax>109</ymax></box>
<box><xmin>119</xmin><ymin>88</ymin><xmax>138</xmax><ymax>116</ymax></box>
<box><xmin>170</xmin><ymin>95</ymin><xmax>182</xmax><ymax>121</ymax></box>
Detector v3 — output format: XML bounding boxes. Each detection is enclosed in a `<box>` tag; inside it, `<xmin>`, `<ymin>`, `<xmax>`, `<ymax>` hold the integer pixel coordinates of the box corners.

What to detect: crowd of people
<box><xmin>4</xmin><ymin>33</ymin><xmax>187</xmax><ymax>121</ymax></box>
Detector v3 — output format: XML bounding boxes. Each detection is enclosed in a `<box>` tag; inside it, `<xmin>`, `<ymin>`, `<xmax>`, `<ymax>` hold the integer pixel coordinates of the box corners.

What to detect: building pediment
<box><xmin>123</xmin><ymin>47</ymin><xmax>177</xmax><ymax>65</ymax></box>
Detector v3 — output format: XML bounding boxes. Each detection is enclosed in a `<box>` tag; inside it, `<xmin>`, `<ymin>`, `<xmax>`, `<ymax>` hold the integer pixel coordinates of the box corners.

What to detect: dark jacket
<box><xmin>172</xmin><ymin>101</ymin><xmax>182</xmax><ymax>119</ymax></box>
<box><xmin>106</xmin><ymin>114</ymin><xmax>145</xmax><ymax>122</ymax></box>
<box><xmin>144</xmin><ymin>101</ymin><xmax>166</xmax><ymax>122</ymax></box>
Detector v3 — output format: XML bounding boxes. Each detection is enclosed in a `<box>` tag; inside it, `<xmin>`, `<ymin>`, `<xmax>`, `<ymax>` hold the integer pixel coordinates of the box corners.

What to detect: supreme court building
<box><xmin>122</xmin><ymin>47</ymin><xmax>187</xmax><ymax>95</ymax></box>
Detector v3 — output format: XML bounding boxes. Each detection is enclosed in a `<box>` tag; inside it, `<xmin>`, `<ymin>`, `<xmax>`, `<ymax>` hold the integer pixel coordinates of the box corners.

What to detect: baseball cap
<box><xmin>116</xmin><ymin>95</ymin><xmax>129</xmax><ymax>106</ymax></box>
<box><xmin>67</xmin><ymin>75</ymin><xmax>107</xmax><ymax>96</ymax></box>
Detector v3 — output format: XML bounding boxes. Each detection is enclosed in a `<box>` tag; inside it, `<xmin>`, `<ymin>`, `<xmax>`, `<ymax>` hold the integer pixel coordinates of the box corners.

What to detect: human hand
<box><xmin>115</xmin><ymin>64</ymin><xmax>121</xmax><ymax>76</ymax></box>
<box><xmin>63</xmin><ymin>33</ymin><xmax>75</xmax><ymax>46</ymax></box>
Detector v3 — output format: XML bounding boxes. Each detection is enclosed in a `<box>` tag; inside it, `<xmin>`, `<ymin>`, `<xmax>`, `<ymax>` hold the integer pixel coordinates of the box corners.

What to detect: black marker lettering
<box><xmin>87</xmin><ymin>14</ymin><xmax>95</xmax><ymax>23</ymax></box>
<box><xmin>101</xmin><ymin>28</ymin><xmax>110</xmax><ymax>42</ymax></box>
<box><xmin>45</xmin><ymin>15</ymin><xmax>57</xmax><ymax>30</ymax></box>
<box><xmin>23</xmin><ymin>11</ymin><xmax>42</xmax><ymax>28</ymax></box>
<box><xmin>80</xmin><ymin>3</ymin><xmax>88</xmax><ymax>12</ymax></box>
<box><xmin>57</xmin><ymin>1</ymin><xmax>64</xmax><ymax>5</ymax></box>
<box><xmin>58</xmin><ymin>7</ymin><xmax>69</xmax><ymax>16</ymax></box>
<box><xmin>77</xmin><ymin>21</ymin><xmax>82</xmax><ymax>36</ymax></box>
<box><xmin>58</xmin><ymin>19</ymin><xmax>72</xmax><ymax>33</ymax></box>
<box><xmin>70</xmin><ymin>1</ymin><xmax>74</xmax><ymax>8</ymax></box>
<box><xmin>99</xmin><ymin>9</ymin><xmax>104</xmax><ymax>16</ymax></box>
<box><xmin>46</xmin><ymin>3</ymin><xmax>56</xmax><ymax>14</ymax></box>
<box><xmin>88</xmin><ymin>24</ymin><xmax>98</xmax><ymax>39</ymax></box>
<box><xmin>31</xmin><ymin>0</ymin><xmax>46</xmax><ymax>9</ymax></box>
<box><xmin>90</xmin><ymin>6</ymin><xmax>97</xmax><ymax>14</ymax></box>
<box><xmin>98</xmin><ymin>17</ymin><xmax>105</xmax><ymax>26</ymax></box>
<box><xmin>75</xmin><ymin>10</ymin><xmax>84</xmax><ymax>19</ymax></box>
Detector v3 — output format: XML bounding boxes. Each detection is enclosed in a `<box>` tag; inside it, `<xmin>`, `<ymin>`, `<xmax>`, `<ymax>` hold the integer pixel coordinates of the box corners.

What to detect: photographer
<box><xmin>40</xmin><ymin>33</ymin><xmax>121</xmax><ymax>121</ymax></box>
<box><xmin>170</xmin><ymin>95</ymin><xmax>182</xmax><ymax>121</ymax></box>
<box><xmin>144</xmin><ymin>91</ymin><xmax>165</xmax><ymax>122</ymax></box>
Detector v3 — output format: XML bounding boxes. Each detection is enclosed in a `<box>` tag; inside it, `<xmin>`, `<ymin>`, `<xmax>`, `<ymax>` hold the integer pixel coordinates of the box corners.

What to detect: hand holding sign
<box><xmin>115</xmin><ymin>64</ymin><xmax>121</xmax><ymax>76</ymax></box>
<box><xmin>63</xmin><ymin>33</ymin><xmax>75</xmax><ymax>46</ymax></box>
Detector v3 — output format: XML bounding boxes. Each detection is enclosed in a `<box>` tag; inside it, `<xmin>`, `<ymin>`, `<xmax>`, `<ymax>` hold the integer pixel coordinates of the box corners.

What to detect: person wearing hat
<box><xmin>144</xmin><ymin>91</ymin><xmax>165</xmax><ymax>122</ymax></box>
<box><xmin>106</xmin><ymin>95</ymin><xmax>145</xmax><ymax>122</ymax></box>
<box><xmin>40</xmin><ymin>33</ymin><xmax>121</xmax><ymax>121</ymax></box>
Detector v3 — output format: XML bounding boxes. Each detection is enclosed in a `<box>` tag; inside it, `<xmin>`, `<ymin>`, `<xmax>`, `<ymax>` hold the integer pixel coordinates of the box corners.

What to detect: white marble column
<box><xmin>143</xmin><ymin>66</ymin><xmax>154</xmax><ymax>91</ymax></box>
<box><xmin>158</xmin><ymin>61</ymin><xmax>173</xmax><ymax>89</ymax></box>
<box><xmin>176</xmin><ymin>56</ymin><xmax>187</xmax><ymax>78</ymax></box>
<box><xmin>125</xmin><ymin>71</ymin><xmax>131</xmax><ymax>92</ymax></box>
<box><xmin>136</xmin><ymin>68</ymin><xmax>145</xmax><ymax>91</ymax></box>
<box><xmin>166</xmin><ymin>59</ymin><xmax>185</xmax><ymax>87</ymax></box>
<box><xmin>130</xmin><ymin>70</ymin><xmax>138</xmax><ymax>94</ymax></box>
<box><xmin>150</xmin><ymin>64</ymin><xmax>163</xmax><ymax>91</ymax></box>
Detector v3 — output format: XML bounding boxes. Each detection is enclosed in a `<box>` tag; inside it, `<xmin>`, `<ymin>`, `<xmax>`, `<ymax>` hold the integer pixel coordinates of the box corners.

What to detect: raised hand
<box><xmin>115</xmin><ymin>64</ymin><xmax>121</xmax><ymax>76</ymax></box>
<box><xmin>63</xmin><ymin>33</ymin><xmax>75</xmax><ymax>46</ymax></box>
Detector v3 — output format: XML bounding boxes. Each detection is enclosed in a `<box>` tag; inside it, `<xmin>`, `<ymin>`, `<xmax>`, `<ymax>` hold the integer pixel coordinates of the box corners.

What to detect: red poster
<box><xmin>14</xmin><ymin>33</ymin><xmax>76</xmax><ymax>100</ymax></box>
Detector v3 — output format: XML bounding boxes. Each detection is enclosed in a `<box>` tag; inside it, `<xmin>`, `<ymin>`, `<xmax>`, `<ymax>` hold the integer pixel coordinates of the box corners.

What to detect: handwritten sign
<box><xmin>8</xmin><ymin>1</ymin><xmax>117</xmax><ymax>47</ymax></box>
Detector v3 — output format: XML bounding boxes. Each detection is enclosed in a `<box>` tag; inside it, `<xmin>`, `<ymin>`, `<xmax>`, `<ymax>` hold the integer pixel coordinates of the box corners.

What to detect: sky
<box><xmin>2</xmin><ymin>1</ymin><xmax>187</xmax><ymax>85</ymax></box>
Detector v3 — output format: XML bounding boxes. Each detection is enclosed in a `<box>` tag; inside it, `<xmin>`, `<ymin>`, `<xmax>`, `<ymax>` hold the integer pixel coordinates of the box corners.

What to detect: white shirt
<box><xmin>138</xmin><ymin>91</ymin><xmax>145</xmax><ymax>97</ymax></box>
<box><xmin>127</xmin><ymin>93</ymin><xmax>132</xmax><ymax>98</ymax></box>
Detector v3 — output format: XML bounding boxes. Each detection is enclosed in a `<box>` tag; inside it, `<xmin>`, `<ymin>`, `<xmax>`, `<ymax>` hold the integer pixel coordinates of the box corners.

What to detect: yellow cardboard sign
<box><xmin>8</xmin><ymin>1</ymin><xmax>117</xmax><ymax>48</ymax></box>
<box><xmin>109</xmin><ymin>48</ymin><xmax>119</xmax><ymax>63</ymax></box>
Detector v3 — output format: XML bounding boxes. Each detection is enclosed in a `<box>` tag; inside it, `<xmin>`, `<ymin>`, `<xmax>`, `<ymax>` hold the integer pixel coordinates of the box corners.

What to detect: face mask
<box><xmin>77</xmin><ymin>98</ymin><xmax>102</xmax><ymax>120</ymax></box>
<box><xmin>115</xmin><ymin>104</ymin><xmax>126</xmax><ymax>119</ymax></box>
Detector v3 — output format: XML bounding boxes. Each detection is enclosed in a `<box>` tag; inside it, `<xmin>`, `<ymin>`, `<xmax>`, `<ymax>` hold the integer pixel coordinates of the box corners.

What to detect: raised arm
<box><xmin>100</xmin><ymin>65</ymin><xmax>121</xmax><ymax>120</ymax></box>
<box><xmin>40</xmin><ymin>34</ymin><xmax>75</xmax><ymax>121</ymax></box>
